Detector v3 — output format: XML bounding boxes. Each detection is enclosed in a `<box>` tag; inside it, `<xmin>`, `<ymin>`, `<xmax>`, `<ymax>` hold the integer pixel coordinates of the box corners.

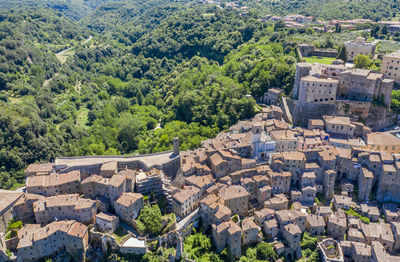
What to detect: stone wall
<box><xmin>298</xmin><ymin>44</ymin><xmax>338</xmax><ymax>58</ymax></box>
<box><xmin>57</xmin><ymin>153</ymin><xmax>181</xmax><ymax>179</ymax></box>
<box><xmin>311</xmin><ymin>49</ymin><xmax>338</xmax><ymax>58</ymax></box>
<box><xmin>289</xmin><ymin>99</ymin><xmax>395</xmax><ymax>130</ymax></box>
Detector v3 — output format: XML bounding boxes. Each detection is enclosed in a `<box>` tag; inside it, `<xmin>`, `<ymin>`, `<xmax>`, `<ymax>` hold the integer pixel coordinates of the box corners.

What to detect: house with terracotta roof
<box><xmin>0</xmin><ymin>190</ymin><xmax>23</xmax><ymax>233</ymax></box>
<box><xmin>241</xmin><ymin>217</ymin><xmax>262</xmax><ymax>246</ymax></box>
<box><xmin>16</xmin><ymin>220</ymin><xmax>88</xmax><ymax>262</ymax></box>
<box><xmin>33</xmin><ymin>194</ymin><xmax>96</xmax><ymax>225</ymax></box>
<box><xmin>212</xmin><ymin>220</ymin><xmax>242</xmax><ymax>258</ymax></box>
<box><xmin>114</xmin><ymin>193</ymin><xmax>144</xmax><ymax>226</ymax></box>
<box><xmin>172</xmin><ymin>186</ymin><xmax>201</xmax><ymax>218</ymax></box>
<box><xmin>100</xmin><ymin>161</ymin><xmax>118</xmax><ymax>178</ymax></box>
<box><xmin>26</xmin><ymin>170</ymin><xmax>81</xmax><ymax>197</ymax></box>
<box><xmin>218</xmin><ymin>185</ymin><xmax>249</xmax><ymax>216</ymax></box>
<box><xmin>305</xmin><ymin>214</ymin><xmax>325</xmax><ymax>236</ymax></box>
<box><xmin>95</xmin><ymin>212</ymin><xmax>119</xmax><ymax>233</ymax></box>
<box><xmin>24</xmin><ymin>163</ymin><xmax>53</xmax><ymax>177</ymax></box>
<box><xmin>323</xmin><ymin>115</ymin><xmax>355</xmax><ymax>137</ymax></box>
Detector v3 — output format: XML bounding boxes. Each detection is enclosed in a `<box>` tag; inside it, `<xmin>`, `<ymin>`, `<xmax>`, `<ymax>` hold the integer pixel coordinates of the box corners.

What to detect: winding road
<box><xmin>56</xmin><ymin>35</ymin><xmax>93</xmax><ymax>56</ymax></box>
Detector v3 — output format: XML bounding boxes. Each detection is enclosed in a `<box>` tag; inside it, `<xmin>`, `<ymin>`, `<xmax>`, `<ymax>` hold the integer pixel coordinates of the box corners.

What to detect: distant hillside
<box><xmin>248</xmin><ymin>0</ymin><xmax>399</xmax><ymax>21</ymax></box>
<box><xmin>0</xmin><ymin>0</ymin><xmax>119</xmax><ymax>20</ymax></box>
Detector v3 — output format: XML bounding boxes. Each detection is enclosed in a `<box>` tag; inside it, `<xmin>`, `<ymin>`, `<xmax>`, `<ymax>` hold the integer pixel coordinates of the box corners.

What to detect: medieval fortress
<box><xmin>290</xmin><ymin>38</ymin><xmax>400</xmax><ymax>129</ymax></box>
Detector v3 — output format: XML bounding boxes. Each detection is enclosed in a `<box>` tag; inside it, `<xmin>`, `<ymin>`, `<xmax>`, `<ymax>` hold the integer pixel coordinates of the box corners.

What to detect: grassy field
<box><xmin>76</xmin><ymin>107</ymin><xmax>89</xmax><ymax>129</ymax></box>
<box><xmin>304</xmin><ymin>56</ymin><xmax>336</xmax><ymax>64</ymax></box>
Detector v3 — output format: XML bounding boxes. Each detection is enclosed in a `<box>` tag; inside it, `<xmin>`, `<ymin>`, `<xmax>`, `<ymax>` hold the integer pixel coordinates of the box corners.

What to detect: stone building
<box><xmin>327</xmin><ymin>212</ymin><xmax>347</xmax><ymax>240</ymax></box>
<box><xmin>212</xmin><ymin>221</ymin><xmax>242</xmax><ymax>258</ymax></box>
<box><xmin>114</xmin><ymin>192</ymin><xmax>144</xmax><ymax>226</ymax></box>
<box><xmin>306</xmin><ymin>214</ymin><xmax>326</xmax><ymax>236</ymax></box>
<box><xmin>282</xmin><ymin>223</ymin><xmax>302</xmax><ymax>257</ymax></box>
<box><xmin>33</xmin><ymin>194</ymin><xmax>96</xmax><ymax>225</ymax></box>
<box><xmin>16</xmin><ymin>220</ymin><xmax>89</xmax><ymax>262</ymax></box>
<box><xmin>358</xmin><ymin>168</ymin><xmax>374</xmax><ymax>202</ymax></box>
<box><xmin>241</xmin><ymin>217</ymin><xmax>262</xmax><ymax>246</ymax></box>
<box><xmin>344</xmin><ymin>38</ymin><xmax>376</xmax><ymax>62</ymax></box>
<box><xmin>0</xmin><ymin>190</ymin><xmax>23</xmax><ymax>233</ymax></box>
<box><xmin>337</xmin><ymin>69</ymin><xmax>392</xmax><ymax>107</ymax></box>
<box><xmin>381</xmin><ymin>51</ymin><xmax>400</xmax><ymax>83</ymax></box>
<box><xmin>269</xmin><ymin>130</ymin><xmax>298</xmax><ymax>152</ymax></box>
<box><xmin>298</xmin><ymin>76</ymin><xmax>338</xmax><ymax>104</ymax></box>
<box><xmin>26</xmin><ymin>171</ymin><xmax>81</xmax><ymax>197</ymax></box>
<box><xmin>13</xmin><ymin>193</ymin><xmax>44</xmax><ymax>224</ymax></box>
<box><xmin>276</xmin><ymin>209</ymin><xmax>307</xmax><ymax>232</ymax></box>
<box><xmin>24</xmin><ymin>163</ymin><xmax>53</xmax><ymax>177</ymax></box>
<box><xmin>95</xmin><ymin>212</ymin><xmax>119</xmax><ymax>233</ymax></box>
<box><xmin>218</xmin><ymin>185</ymin><xmax>249</xmax><ymax>216</ymax></box>
<box><xmin>81</xmin><ymin>174</ymin><xmax>126</xmax><ymax>208</ymax></box>
<box><xmin>263</xmin><ymin>218</ymin><xmax>279</xmax><ymax>240</ymax></box>
<box><xmin>262</xmin><ymin>88</ymin><xmax>284</xmax><ymax>105</ymax></box>
<box><xmin>100</xmin><ymin>161</ymin><xmax>118</xmax><ymax>178</ymax></box>
<box><xmin>267</xmin><ymin>171</ymin><xmax>291</xmax><ymax>194</ymax></box>
<box><xmin>172</xmin><ymin>186</ymin><xmax>202</xmax><ymax>218</ymax></box>
<box><xmin>199</xmin><ymin>194</ymin><xmax>231</xmax><ymax>228</ymax></box>
<box><xmin>323</xmin><ymin>116</ymin><xmax>355</xmax><ymax>137</ymax></box>
<box><xmin>323</xmin><ymin>169</ymin><xmax>336</xmax><ymax>199</ymax></box>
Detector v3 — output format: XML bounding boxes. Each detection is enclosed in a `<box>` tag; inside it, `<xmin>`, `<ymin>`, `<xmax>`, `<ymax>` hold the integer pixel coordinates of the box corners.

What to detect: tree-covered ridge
<box><xmin>249</xmin><ymin>0</ymin><xmax>400</xmax><ymax>21</ymax></box>
<box><xmin>0</xmin><ymin>0</ymin><xmax>120</xmax><ymax>20</ymax></box>
<box><xmin>81</xmin><ymin>0</ymin><xmax>187</xmax><ymax>36</ymax></box>
<box><xmin>132</xmin><ymin>8</ymin><xmax>264</xmax><ymax>63</ymax></box>
<box><xmin>0</xmin><ymin>7</ymin><xmax>89</xmax><ymax>94</ymax></box>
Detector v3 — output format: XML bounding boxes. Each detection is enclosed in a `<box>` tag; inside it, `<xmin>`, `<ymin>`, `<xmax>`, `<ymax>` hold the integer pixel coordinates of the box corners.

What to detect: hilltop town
<box><xmin>3</xmin><ymin>42</ymin><xmax>400</xmax><ymax>261</ymax></box>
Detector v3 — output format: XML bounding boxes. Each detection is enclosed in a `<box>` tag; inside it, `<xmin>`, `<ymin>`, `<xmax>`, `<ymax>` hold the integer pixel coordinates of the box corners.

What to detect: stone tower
<box><xmin>173</xmin><ymin>137</ymin><xmax>180</xmax><ymax>155</ymax></box>
<box><xmin>293</xmin><ymin>63</ymin><xmax>312</xmax><ymax>99</ymax></box>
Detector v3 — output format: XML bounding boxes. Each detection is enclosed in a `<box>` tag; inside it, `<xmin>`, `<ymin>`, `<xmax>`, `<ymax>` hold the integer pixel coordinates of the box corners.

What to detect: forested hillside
<box><xmin>0</xmin><ymin>0</ymin><xmax>399</xmax><ymax>190</ymax></box>
<box><xmin>249</xmin><ymin>0</ymin><xmax>400</xmax><ymax>21</ymax></box>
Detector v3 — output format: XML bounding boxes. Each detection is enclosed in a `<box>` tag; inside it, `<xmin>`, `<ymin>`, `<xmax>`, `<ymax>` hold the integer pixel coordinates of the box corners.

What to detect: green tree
<box><xmin>137</xmin><ymin>204</ymin><xmax>163</xmax><ymax>235</ymax></box>
<box><xmin>256</xmin><ymin>242</ymin><xmax>277</xmax><ymax>261</ymax></box>
<box><xmin>274</xmin><ymin>20</ymin><xmax>286</xmax><ymax>31</ymax></box>
<box><xmin>337</xmin><ymin>45</ymin><xmax>347</xmax><ymax>62</ymax></box>
<box><xmin>354</xmin><ymin>54</ymin><xmax>372</xmax><ymax>69</ymax></box>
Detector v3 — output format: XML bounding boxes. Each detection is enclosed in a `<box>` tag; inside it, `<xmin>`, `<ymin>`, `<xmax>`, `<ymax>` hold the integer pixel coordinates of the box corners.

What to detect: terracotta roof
<box><xmin>101</xmin><ymin>161</ymin><xmax>118</xmax><ymax>172</ymax></box>
<box><xmin>116</xmin><ymin>192</ymin><xmax>143</xmax><ymax>207</ymax></box>
<box><xmin>214</xmin><ymin>204</ymin><xmax>232</xmax><ymax>220</ymax></box>
<box><xmin>96</xmin><ymin>212</ymin><xmax>118</xmax><ymax>222</ymax></box>
<box><xmin>185</xmin><ymin>174</ymin><xmax>213</xmax><ymax>189</ymax></box>
<box><xmin>306</xmin><ymin>214</ymin><xmax>325</xmax><ymax>227</ymax></box>
<box><xmin>68</xmin><ymin>221</ymin><xmax>88</xmax><ymax>238</ymax></box>
<box><xmin>242</xmin><ymin>217</ymin><xmax>259</xmax><ymax>231</ymax></box>
<box><xmin>200</xmin><ymin>193</ymin><xmax>219</xmax><ymax>206</ymax></box>
<box><xmin>323</xmin><ymin>115</ymin><xmax>351</xmax><ymax>125</ymax></box>
<box><xmin>270</xmin><ymin>130</ymin><xmax>297</xmax><ymax>141</ymax></box>
<box><xmin>172</xmin><ymin>186</ymin><xmax>200</xmax><ymax>204</ymax></box>
<box><xmin>0</xmin><ymin>190</ymin><xmax>24</xmax><ymax>213</ymax></box>
<box><xmin>109</xmin><ymin>174</ymin><xmax>126</xmax><ymax>187</ymax></box>
<box><xmin>118</xmin><ymin>169</ymin><xmax>136</xmax><ymax>180</ymax></box>
<box><xmin>210</xmin><ymin>153</ymin><xmax>225</xmax><ymax>166</ymax></box>
<box><xmin>301</xmin><ymin>75</ymin><xmax>338</xmax><ymax>83</ymax></box>
<box><xmin>219</xmin><ymin>185</ymin><xmax>249</xmax><ymax>201</ymax></box>
<box><xmin>283</xmin><ymin>223</ymin><xmax>301</xmax><ymax>234</ymax></box>
<box><xmin>367</xmin><ymin>132</ymin><xmax>400</xmax><ymax>146</ymax></box>
<box><xmin>25</xmin><ymin>163</ymin><xmax>53</xmax><ymax>174</ymax></box>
